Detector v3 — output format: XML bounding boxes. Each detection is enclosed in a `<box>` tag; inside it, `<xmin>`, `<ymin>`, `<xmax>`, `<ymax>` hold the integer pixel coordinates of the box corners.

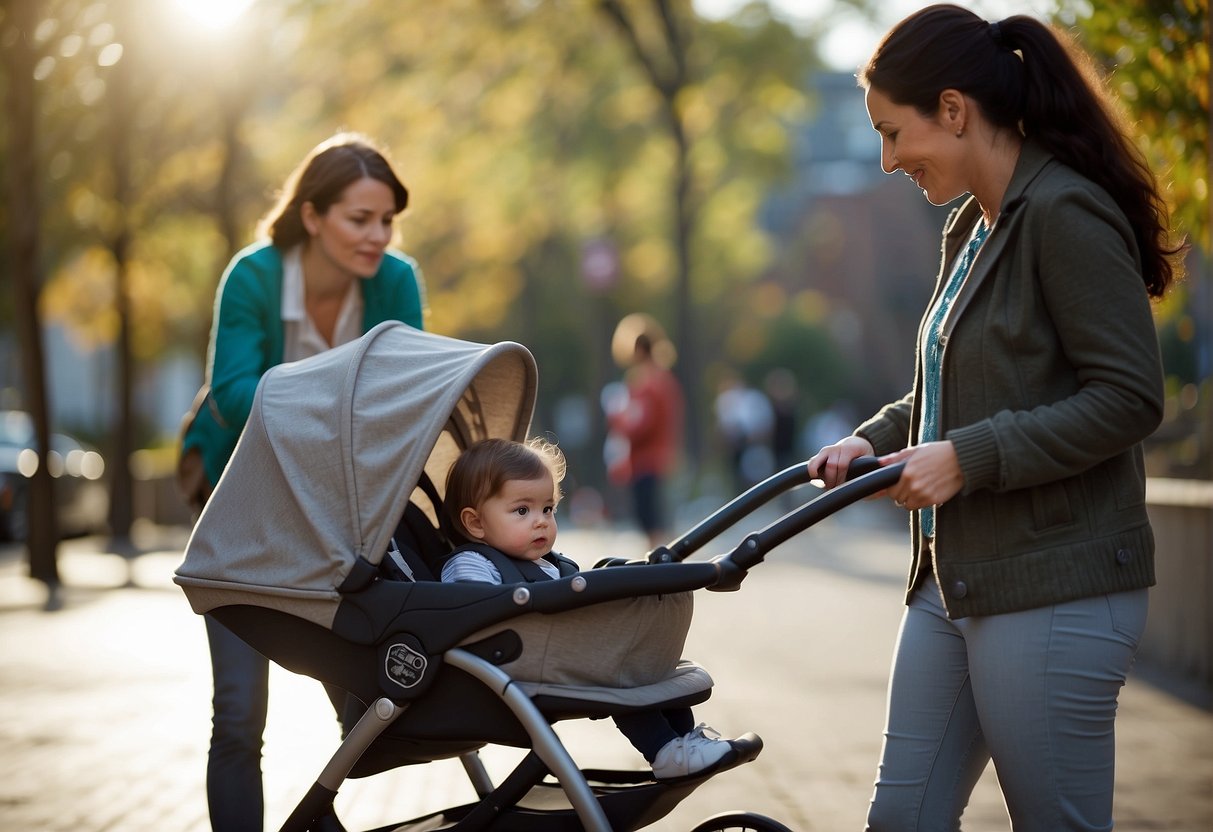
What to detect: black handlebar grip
<box><xmin>845</xmin><ymin>455</ymin><xmax>882</xmax><ymax>480</ymax></box>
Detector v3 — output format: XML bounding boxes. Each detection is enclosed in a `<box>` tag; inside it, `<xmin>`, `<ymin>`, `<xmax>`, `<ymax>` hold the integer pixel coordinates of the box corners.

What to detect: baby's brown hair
<box><xmin>443</xmin><ymin>438</ymin><xmax>566</xmax><ymax>544</ymax></box>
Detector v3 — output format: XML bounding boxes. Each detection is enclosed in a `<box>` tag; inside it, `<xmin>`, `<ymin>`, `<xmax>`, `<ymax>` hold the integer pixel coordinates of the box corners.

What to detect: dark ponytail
<box><xmin>860</xmin><ymin>4</ymin><xmax>1183</xmax><ymax>298</ymax></box>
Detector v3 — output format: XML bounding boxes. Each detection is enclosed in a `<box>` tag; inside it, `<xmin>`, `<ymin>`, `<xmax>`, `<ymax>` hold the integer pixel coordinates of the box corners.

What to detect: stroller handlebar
<box><xmin>594</xmin><ymin>457</ymin><xmax>903</xmax><ymax>593</ymax></box>
<box><xmin>710</xmin><ymin>457</ymin><xmax>904</xmax><ymax>590</ymax></box>
<box><xmin>660</xmin><ymin>455</ymin><xmax>889</xmax><ymax>564</ymax></box>
<box><xmin>659</xmin><ymin>463</ymin><xmax>815</xmax><ymax>563</ymax></box>
<box><xmin>843</xmin><ymin>455</ymin><xmax>884</xmax><ymax>479</ymax></box>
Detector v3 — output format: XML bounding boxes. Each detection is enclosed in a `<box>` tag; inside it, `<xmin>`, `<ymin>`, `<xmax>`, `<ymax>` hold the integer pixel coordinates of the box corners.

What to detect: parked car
<box><xmin>0</xmin><ymin>410</ymin><xmax>109</xmax><ymax>541</ymax></box>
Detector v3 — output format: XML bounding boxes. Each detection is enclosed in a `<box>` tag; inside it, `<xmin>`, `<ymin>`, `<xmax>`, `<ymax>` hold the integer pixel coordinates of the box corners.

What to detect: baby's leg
<box><xmin>613</xmin><ymin>710</ymin><xmax>679</xmax><ymax>762</ymax></box>
<box><xmin>663</xmin><ymin>707</ymin><xmax>694</xmax><ymax>735</ymax></box>
<box><xmin>616</xmin><ymin>709</ymin><xmax>738</xmax><ymax>780</ymax></box>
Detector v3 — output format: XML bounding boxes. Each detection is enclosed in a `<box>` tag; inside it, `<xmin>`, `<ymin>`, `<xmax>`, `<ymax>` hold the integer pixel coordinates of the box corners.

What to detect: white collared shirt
<box><xmin>281</xmin><ymin>246</ymin><xmax>364</xmax><ymax>363</ymax></box>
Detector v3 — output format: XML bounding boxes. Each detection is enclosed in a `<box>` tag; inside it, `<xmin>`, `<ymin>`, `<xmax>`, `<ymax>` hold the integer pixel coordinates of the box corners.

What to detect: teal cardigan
<box><xmin>184</xmin><ymin>241</ymin><xmax>426</xmax><ymax>485</ymax></box>
<box><xmin>856</xmin><ymin>141</ymin><xmax>1164</xmax><ymax>618</ymax></box>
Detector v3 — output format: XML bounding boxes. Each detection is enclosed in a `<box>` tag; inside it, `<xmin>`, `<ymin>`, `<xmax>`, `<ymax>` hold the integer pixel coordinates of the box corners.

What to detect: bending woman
<box><xmin>183</xmin><ymin>132</ymin><xmax>426</xmax><ymax>832</ymax></box>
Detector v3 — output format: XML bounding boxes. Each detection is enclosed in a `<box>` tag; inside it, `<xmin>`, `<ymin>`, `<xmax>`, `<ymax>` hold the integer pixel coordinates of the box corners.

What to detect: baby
<box><xmin>441</xmin><ymin>437</ymin><xmax>743</xmax><ymax>780</ymax></box>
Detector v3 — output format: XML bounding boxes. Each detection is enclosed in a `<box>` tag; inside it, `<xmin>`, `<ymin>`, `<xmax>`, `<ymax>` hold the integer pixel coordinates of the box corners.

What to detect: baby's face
<box><xmin>475</xmin><ymin>473</ymin><xmax>558</xmax><ymax>561</ymax></box>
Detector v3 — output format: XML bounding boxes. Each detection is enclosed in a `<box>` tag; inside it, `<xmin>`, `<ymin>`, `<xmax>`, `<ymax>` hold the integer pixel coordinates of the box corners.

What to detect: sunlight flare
<box><xmin>171</xmin><ymin>0</ymin><xmax>254</xmax><ymax>30</ymax></box>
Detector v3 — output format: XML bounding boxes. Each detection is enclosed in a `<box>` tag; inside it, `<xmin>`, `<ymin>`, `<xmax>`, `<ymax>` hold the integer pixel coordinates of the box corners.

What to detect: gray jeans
<box><xmin>865</xmin><ymin>580</ymin><xmax>1148</xmax><ymax>832</ymax></box>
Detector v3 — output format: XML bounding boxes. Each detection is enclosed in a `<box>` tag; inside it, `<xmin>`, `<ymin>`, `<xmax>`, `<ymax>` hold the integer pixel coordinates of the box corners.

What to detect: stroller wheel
<box><xmin>688</xmin><ymin>811</ymin><xmax>795</xmax><ymax>832</ymax></box>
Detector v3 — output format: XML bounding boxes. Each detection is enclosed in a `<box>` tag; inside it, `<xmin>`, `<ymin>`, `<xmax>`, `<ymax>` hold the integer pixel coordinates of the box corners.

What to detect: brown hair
<box><xmin>443</xmin><ymin>438</ymin><xmax>566</xmax><ymax>543</ymax></box>
<box><xmin>859</xmin><ymin>4</ymin><xmax>1183</xmax><ymax>297</ymax></box>
<box><xmin>256</xmin><ymin>132</ymin><xmax>409</xmax><ymax>250</ymax></box>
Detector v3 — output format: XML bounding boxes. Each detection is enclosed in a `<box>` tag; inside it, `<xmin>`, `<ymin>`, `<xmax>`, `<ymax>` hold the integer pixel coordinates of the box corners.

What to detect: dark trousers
<box><xmin>613</xmin><ymin>706</ymin><xmax>696</xmax><ymax>762</ymax></box>
<box><xmin>205</xmin><ymin>614</ymin><xmax>269</xmax><ymax>832</ymax></box>
<box><xmin>630</xmin><ymin>472</ymin><xmax>665</xmax><ymax>535</ymax></box>
<box><xmin>204</xmin><ymin>616</ymin><xmax>349</xmax><ymax>831</ymax></box>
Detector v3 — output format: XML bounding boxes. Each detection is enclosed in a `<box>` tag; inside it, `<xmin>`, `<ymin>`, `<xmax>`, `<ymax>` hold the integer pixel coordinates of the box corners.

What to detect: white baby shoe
<box><xmin>651</xmin><ymin>723</ymin><xmax>734</xmax><ymax>780</ymax></box>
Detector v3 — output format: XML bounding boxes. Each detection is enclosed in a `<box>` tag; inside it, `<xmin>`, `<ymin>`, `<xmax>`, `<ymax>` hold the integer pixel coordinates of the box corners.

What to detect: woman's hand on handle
<box><xmin>880</xmin><ymin>441</ymin><xmax>964</xmax><ymax>511</ymax></box>
<box><xmin>807</xmin><ymin>435</ymin><xmax>875</xmax><ymax>490</ymax></box>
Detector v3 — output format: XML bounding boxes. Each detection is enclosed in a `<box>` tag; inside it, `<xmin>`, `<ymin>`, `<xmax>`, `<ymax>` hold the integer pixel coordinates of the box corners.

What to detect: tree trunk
<box><xmin>105</xmin><ymin>4</ymin><xmax>136</xmax><ymax>547</ymax></box>
<box><xmin>3</xmin><ymin>0</ymin><xmax>62</xmax><ymax>600</ymax></box>
<box><xmin>215</xmin><ymin>97</ymin><xmax>247</xmax><ymax>262</ymax></box>
<box><xmin>665</xmin><ymin>92</ymin><xmax>700</xmax><ymax>474</ymax></box>
<box><xmin>597</xmin><ymin>0</ymin><xmax>703</xmax><ymax>470</ymax></box>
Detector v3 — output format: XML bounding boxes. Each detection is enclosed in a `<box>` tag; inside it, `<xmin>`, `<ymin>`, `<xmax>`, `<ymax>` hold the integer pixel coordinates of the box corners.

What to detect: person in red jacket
<box><xmin>607</xmin><ymin>314</ymin><xmax>684</xmax><ymax>548</ymax></box>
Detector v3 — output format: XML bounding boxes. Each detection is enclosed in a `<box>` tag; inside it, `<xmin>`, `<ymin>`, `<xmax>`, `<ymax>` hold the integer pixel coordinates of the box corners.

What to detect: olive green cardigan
<box><xmin>856</xmin><ymin>141</ymin><xmax>1164</xmax><ymax>618</ymax></box>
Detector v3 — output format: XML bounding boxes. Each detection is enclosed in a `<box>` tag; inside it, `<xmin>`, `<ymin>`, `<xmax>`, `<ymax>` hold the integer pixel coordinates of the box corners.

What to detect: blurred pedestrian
<box><xmin>804</xmin><ymin>402</ymin><xmax>855</xmax><ymax>465</ymax></box>
<box><xmin>606</xmin><ymin>314</ymin><xmax>684</xmax><ymax>549</ymax></box>
<box><xmin>809</xmin><ymin>6</ymin><xmax>1182</xmax><ymax>830</ymax></box>
<box><xmin>764</xmin><ymin>368</ymin><xmax>799</xmax><ymax>509</ymax></box>
<box><xmin>713</xmin><ymin>372</ymin><xmax>774</xmax><ymax>492</ymax></box>
<box><xmin>763</xmin><ymin>368</ymin><xmax>798</xmax><ymax>473</ymax></box>
<box><xmin>181</xmin><ymin>131</ymin><xmax>427</xmax><ymax>832</ymax></box>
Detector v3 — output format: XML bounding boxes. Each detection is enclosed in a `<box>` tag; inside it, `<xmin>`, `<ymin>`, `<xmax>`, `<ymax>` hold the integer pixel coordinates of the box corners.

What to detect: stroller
<box><xmin>175</xmin><ymin>322</ymin><xmax>901</xmax><ymax>832</ymax></box>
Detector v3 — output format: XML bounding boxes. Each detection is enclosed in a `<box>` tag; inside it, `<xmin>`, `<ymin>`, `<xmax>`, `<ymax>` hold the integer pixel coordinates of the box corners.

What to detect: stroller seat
<box><xmin>204</xmin><ymin>499</ymin><xmax>757</xmax><ymax>832</ymax></box>
<box><xmin>213</xmin><ymin>496</ymin><xmax>718</xmax><ymax>742</ymax></box>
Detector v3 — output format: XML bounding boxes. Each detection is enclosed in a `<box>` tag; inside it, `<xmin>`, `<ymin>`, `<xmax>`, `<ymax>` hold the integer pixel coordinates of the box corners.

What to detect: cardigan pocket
<box><xmin>1102</xmin><ymin>453</ymin><xmax>1146</xmax><ymax>512</ymax></box>
<box><xmin>1031</xmin><ymin>480</ymin><xmax>1075</xmax><ymax>530</ymax></box>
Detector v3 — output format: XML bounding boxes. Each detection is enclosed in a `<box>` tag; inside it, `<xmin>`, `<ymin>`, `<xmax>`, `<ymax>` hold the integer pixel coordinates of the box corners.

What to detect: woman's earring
<box><xmin>956</xmin><ymin>128</ymin><xmax>964</xmax><ymax>138</ymax></box>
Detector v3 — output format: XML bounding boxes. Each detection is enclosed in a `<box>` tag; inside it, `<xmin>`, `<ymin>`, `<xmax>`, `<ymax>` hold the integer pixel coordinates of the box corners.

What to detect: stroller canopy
<box><xmin>175</xmin><ymin>322</ymin><xmax>538</xmax><ymax>629</ymax></box>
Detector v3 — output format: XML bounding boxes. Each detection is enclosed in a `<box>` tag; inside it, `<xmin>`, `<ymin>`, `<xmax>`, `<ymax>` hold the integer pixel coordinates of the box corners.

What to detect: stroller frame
<box><xmin>268</xmin><ymin>645</ymin><xmax>748</xmax><ymax>832</ymax></box>
<box><xmin>176</xmin><ymin>323</ymin><xmax>903</xmax><ymax>831</ymax></box>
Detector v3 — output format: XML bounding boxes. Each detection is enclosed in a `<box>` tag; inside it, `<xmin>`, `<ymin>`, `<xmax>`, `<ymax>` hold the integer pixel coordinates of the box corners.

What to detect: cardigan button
<box><xmin>1116</xmin><ymin>548</ymin><xmax>1132</xmax><ymax>565</ymax></box>
<box><xmin>950</xmin><ymin>580</ymin><xmax>968</xmax><ymax>600</ymax></box>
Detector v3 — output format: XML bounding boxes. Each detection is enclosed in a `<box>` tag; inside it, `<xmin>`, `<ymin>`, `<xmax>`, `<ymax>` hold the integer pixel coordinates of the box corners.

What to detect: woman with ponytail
<box><xmin>807</xmin><ymin>5</ymin><xmax>1185</xmax><ymax>830</ymax></box>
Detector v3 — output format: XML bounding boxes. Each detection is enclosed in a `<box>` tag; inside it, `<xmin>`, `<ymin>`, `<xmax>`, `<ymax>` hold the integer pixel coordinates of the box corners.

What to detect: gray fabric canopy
<box><xmin>175</xmin><ymin>322</ymin><xmax>538</xmax><ymax>629</ymax></box>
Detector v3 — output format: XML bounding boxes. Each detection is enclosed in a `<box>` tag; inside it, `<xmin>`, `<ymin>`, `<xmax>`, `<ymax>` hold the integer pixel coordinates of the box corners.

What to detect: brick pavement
<box><xmin>1</xmin><ymin>515</ymin><xmax>1210</xmax><ymax>831</ymax></box>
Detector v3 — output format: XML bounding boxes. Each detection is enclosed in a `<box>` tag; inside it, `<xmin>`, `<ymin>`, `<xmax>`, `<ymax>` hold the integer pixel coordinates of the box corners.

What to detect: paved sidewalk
<box><xmin>1</xmin><ymin>514</ymin><xmax>1210</xmax><ymax>831</ymax></box>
